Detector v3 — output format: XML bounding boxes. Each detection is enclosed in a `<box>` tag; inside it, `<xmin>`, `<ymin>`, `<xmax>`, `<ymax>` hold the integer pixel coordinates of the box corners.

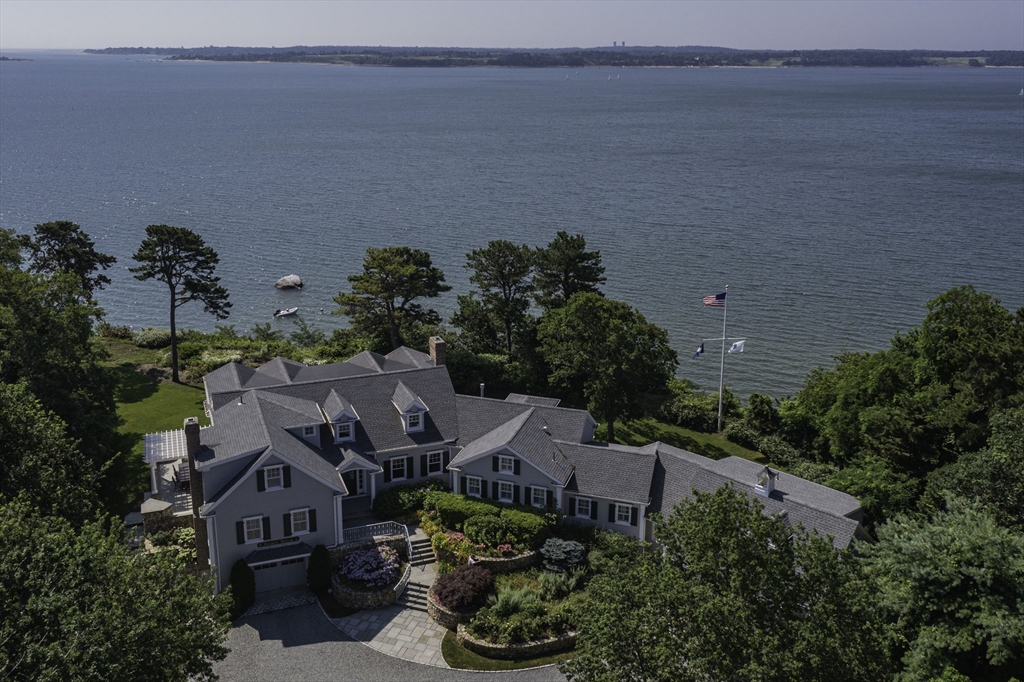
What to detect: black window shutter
<box><xmin>443</xmin><ymin>451</ymin><xmax>450</xmax><ymax>468</ymax></box>
<box><xmin>236</xmin><ymin>521</ymin><xmax>245</xmax><ymax>545</ymax></box>
<box><xmin>256</xmin><ymin>469</ymin><xmax>266</xmax><ymax>492</ymax></box>
<box><xmin>421</xmin><ymin>454</ymin><xmax>428</xmax><ymax>474</ymax></box>
<box><xmin>569</xmin><ymin>497</ymin><xmax>576</xmax><ymax>516</ymax></box>
<box><xmin>547</xmin><ymin>490</ymin><xmax>554</xmax><ymax>507</ymax></box>
<box><xmin>384</xmin><ymin>462</ymin><xmax>392</xmax><ymax>483</ymax></box>
<box><xmin>479</xmin><ymin>479</ymin><xmax>488</xmax><ymax>498</ymax></box>
<box><xmin>262</xmin><ymin>516</ymin><xmax>271</xmax><ymax>540</ymax></box>
<box><xmin>283</xmin><ymin>513</ymin><xmax>292</xmax><ymax>536</ymax></box>
<box><xmin>309</xmin><ymin>509</ymin><xmax>317</xmax><ymax>532</ymax></box>
<box><xmin>459</xmin><ymin>476</ymin><xmax>465</xmax><ymax>494</ymax></box>
<box><xmin>513</xmin><ymin>459</ymin><xmax>521</xmax><ymax>475</ymax></box>
<box><xmin>630</xmin><ymin>507</ymin><xmax>638</xmax><ymax>527</ymax></box>
<box><xmin>492</xmin><ymin>456</ymin><xmax>499</xmax><ymax>472</ymax></box>
<box><xmin>407</xmin><ymin>456</ymin><xmax>415</xmax><ymax>478</ymax></box>
<box><xmin>492</xmin><ymin>481</ymin><xmax>499</xmax><ymax>499</ymax></box>
<box><xmin>513</xmin><ymin>485</ymin><xmax>520</xmax><ymax>504</ymax></box>
<box><xmin>591</xmin><ymin>502</ymin><xmax>599</xmax><ymax>520</ymax></box>
<box><xmin>283</xmin><ymin>465</ymin><xmax>292</xmax><ymax>488</ymax></box>
<box><xmin>608</xmin><ymin>504</ymin><xmax>615</xmax><ymax>523</ymax></box>
<box><xmin>524</xmin><ymin>486</ymin><xmax>532</xmax><ymax>504</ymax></box>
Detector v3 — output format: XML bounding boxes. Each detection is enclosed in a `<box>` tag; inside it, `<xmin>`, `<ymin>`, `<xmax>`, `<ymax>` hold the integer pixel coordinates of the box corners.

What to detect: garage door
<box><xmin>253</xmin><ymin>557</ymin><xmax>308</xmax><ymax>592</ymax></box>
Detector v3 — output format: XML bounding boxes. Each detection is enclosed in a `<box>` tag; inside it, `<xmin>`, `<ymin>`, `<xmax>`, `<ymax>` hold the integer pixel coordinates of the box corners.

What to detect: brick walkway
<box><xmin>328</xmin><ymin>529</ymin><xmax>450</xmax><ymax>668</ymax></box>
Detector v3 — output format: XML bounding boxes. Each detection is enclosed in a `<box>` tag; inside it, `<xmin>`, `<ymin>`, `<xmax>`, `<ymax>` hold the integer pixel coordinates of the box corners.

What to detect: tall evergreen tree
<box><xmin>452</xmin><ymin>240</ymin><xmax>535</xmax><ymax>354</ymax></box>
<box><xmin>18</xmin><ymin>221</ymin><xmax>116</xmax><ymax>296</ymax></box>
<box><xmin>130</xmin><ymin>225</ymin><xmax>231</xmax><ymax>383</ymax></box>
<box><xmin>533</xmin><ymin>231</ymin><xmax>606</xmax><ymax>309</ymax></box>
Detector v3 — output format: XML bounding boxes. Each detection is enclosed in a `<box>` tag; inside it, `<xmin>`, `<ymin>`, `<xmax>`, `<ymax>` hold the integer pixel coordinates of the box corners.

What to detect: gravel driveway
<box><xmin>213</xmin><ymin>604</ymin><xmax>567</xmax><ymax>682</ymax></box>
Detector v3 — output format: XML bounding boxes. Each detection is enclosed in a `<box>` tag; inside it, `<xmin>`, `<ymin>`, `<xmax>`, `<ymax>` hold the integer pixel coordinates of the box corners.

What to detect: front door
<box><xmin>343</xmin><ymin>469</ymin><xmax>367</xmax><ymax>496</ymax></box>
<box><xmin>355</xmin><ymin>469</ymin><xmax>366</xmax><ymax>495</ymax></box>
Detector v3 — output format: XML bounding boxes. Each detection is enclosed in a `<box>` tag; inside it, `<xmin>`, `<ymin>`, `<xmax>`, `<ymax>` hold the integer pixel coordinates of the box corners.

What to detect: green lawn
<box><xmin>441</xmin><ymin>630</ymin><xmax>572</xmax><ymax>671</ymax></box>
<box><xmin>595</xmin><ymin>418</ymin><xmax>769</xmax><ymax>465</ymax></box>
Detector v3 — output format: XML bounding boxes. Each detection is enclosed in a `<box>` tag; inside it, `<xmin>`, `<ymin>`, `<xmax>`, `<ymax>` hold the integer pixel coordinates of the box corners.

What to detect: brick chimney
<box><xmin>429</xmin><ymin>336</ymin><xmax>446</xmax><ymax>366</ymax></box>
<box><xmin>184</xmin><ymin>417</ymin><xmax>210</xmax><ymax>572</ymax></box>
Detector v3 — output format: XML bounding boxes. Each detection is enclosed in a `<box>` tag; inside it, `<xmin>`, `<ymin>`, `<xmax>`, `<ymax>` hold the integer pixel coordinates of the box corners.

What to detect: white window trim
<box><xmin>576</xmin><ymin>498</ymin><xmax>592</xmax><ymax>518</ymax></box>
<box><xmin>615</xmin><ymin>503</ymin><xmax>632</xmax><ymax>525</ymax></box>
<box><xmin>264</xmin><ymin>465</ymin><xmax>284</xmax><ymax>491</ymax></box>
<box><xmin>498</xmin><ymin>480</ymin><xmax>514</xmax><ymax>502</ymax></box>
<box><xmin>466</xmin><ymin>476</ymin><xmax>482</xmax><ymax>498</ymax></box>
<box><xmin>499</xmin><ymin>455</ymin><xmax>515</xmax><ymax>473</ymax></box>
<box><xmin>531</xmin><ymin>486</ymin><xmax>547</xmax><ymax>508</ymax></box>
<box><xmin>427</xmin><ymin>450</ymin><xmax>444</xmax><ymax>475</ymax></box>
<box><xmin>335</xmin><ymin>422</ymin><xmax>354</xmax><ymax>443</ymax></box>
<box><xmin>290</xmin><ymin>508</ymin><xmax>310</xmax><ymax>536</ymax></box>
<box><xmin>244</xmin><ymin>515</ymin><xmax>264</xmax><ymax>544</ymax></box>
<box><xmin>303</xmin><ymin>425</ymin><xmax>316</xmax><ymax>437</ymax></box>
<box><xmin>405</xmin><ymin>413</ymin><xmax>423</xmax><ymax>433</ymax></box>
<box><xmin>391</xmin><ymin>457</ymin><xmax>407</xmax><ymax>481</ymax></box>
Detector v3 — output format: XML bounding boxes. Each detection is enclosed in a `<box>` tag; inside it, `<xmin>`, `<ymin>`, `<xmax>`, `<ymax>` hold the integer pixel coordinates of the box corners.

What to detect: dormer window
<box><xmin>405</xmin><ymin>412</ymin><xmax>423</xmax><ymax>433</ymax></box>
<box><xmin>393</xmin><ymin>381</ymin><xmax>428</xmax><ymax>433</ymax></box>
<box><xmin>755</xmin><ymin>466</ymin><xmax>778</xmax><ymax>497</ymax></box>
<box><xmin>335</xmin><ymin>422</ymin><xmax>354</xmax><ymax>443</ymax></box>
<box><xmin>303</xmin><ymin>426</ymin><xmax>316</xmax><ymax>437</ymax></box>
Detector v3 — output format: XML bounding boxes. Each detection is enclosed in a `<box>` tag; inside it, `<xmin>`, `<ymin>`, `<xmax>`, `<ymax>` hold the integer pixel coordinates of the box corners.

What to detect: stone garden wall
<box><xmin>469</xmin><ymin>550</ymin><xmax>539</xmax><ymax>575</ymax></box>
<box><xmin>332</xmin><ymin>564</ymin><xmax>411</xmax><ymax>610</ymax></box>
<box><xmin>456</xmin><ymin>624</ymin><xmax>576</xmax><ymax>660</ymax></box>
<box><xmin>426</xmin><ymin>587</ymin><xmax>477</xmax><ymax>630</ymax></box>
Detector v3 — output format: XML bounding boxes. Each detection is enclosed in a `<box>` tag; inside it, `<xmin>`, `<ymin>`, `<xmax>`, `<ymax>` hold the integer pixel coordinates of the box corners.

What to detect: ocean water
<box><xmin>2</xmin><ymin>51</ymin><xmax>1022</xmax><ymax>398</ymax></box>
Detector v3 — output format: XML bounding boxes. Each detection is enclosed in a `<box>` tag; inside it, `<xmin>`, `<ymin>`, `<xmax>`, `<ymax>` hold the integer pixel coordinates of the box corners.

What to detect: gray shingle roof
<box><xmin>505</xmin><ymin>393</ymin><xmax>561</xmax><ymax>407</ymax></box>
<box><xmin>323</xmin><ymin>389</ymin><xmax>356</xmax><ymax>422</ymax></box>
<box><xmin>385</xmin><ymin>346</ymin><xmax>434</xmax><ymax>369</ymax></box>
<box><xmin>455</xmin><ymin>395</ymin><xmax>593</xmax><ymax>447</ymax></box>
<box><xmin>392</xmin><ymin>381</ymin><xmax>423</xmax><ymax>413</ymax></box>
<box><xmin>561</xmin><ymin>441</ymin><xmax>657</xmax><ymax>504</ymax></box>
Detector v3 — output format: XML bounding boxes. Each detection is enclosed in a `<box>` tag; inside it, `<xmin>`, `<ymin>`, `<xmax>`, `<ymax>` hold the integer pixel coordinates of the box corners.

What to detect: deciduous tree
<box><xmin>538</xmin><ymin>293</ymin><xmax>676</xmax><ymax>442</ymax></box>
<box><xmin>18</xmin><ymin>220</ymin><xmax>116</xmax><ymax>295</ymax></box>
<box><xmin>333</xmin><ymin>246</ymin><xmax>450</xmax><ymax>350</ymax></box>
<box><xmin>533</xmin><ymin>231</ymin><xmax>606</xmax><ymax>309</ymax></box>
<box><xmin>130</xmin><ymin>225</ymin><xmax>231</xmax><ymax>382</ymax></box>
<box><xmin>0</xmin><ymin>498</ymin><xmax>230</xmax><ymax>682</ymax></box>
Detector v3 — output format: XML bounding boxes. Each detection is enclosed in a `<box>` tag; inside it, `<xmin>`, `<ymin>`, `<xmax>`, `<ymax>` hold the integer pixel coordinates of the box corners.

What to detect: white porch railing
<box><xmin>342</xmin><ymin>521</ymin><xmax>413</xmax><ymax>561</ymax></box>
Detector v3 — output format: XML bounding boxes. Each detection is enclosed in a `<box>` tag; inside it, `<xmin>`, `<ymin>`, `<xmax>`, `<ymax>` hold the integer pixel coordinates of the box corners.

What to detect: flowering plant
<box><xmin>497</xmin><ymin>544</ymin><xmax>514</xmax><ymax>556</ymax></box>
<box><xmin>339</xmin><ymin>545</ymin><xmax>400</xmax><ymax>587</ymax></box>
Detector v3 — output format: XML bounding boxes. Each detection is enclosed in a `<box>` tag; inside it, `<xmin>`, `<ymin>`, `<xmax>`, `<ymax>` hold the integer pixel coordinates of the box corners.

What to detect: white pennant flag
<box><xmin>728</xmin><ymin>340</ymin><xmax>745</xmax><ymax>353</ymax></box>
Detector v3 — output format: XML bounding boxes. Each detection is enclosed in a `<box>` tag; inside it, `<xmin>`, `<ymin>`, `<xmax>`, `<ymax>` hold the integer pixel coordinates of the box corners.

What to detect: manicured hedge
<box><xmin>424</xmin><ymin>491</ymin><xmax>501</xmax><ymax>530</ymax></box>
<box><xmin>424</xmin><ymin>491</ymin><xmax>556</xmax><ymax>549</ymax></box>
<box><xmin>372</xmin><ymin>478</ymin><xmax>450</xmax><ymax>520</ymax></box>
<box><xmin>228</xmin><ymin>559</ymin><xmax>255</xmax><ymax>619</ymax></box>
<box><xmin>500</xmin><ymin>508</ymin><xmax>550</xmax><ymax>548</ymax></box>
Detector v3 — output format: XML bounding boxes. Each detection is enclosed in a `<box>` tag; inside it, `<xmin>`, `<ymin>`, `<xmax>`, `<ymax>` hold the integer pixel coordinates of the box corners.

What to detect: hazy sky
<box><xmin>1</xmin><ymin>0</ymin><xmax>1022</xmax><ymax>51</ymax></box>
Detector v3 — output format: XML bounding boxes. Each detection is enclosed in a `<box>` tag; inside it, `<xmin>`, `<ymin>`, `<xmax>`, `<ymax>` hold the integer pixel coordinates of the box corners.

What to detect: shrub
<box><xmin>432</xmin><ymin>531</ymin><xmax>475</xmax><ymax>569</ymax></box>
<box><xmin>538</xmin><ymin>566</ymin><xmax>585</xmax><ymax>601</ymax></box>
<box><xmin>228</xmin><ymin>559</ymin><xmax>256</xmax><ymax>619</ymax></box>
<box><xmin>500</xmin><ymin>508</ymin><xmax>551</xmax><ymax>549</ymax></box>
<box><xmin>587</xmin><ymin>528</ymin><xmax>641</xmax><ymax>574</ymax></box>
<box><xmin>541</xmin><ymin>538</ymin><xmax>587</xmax><ymax>573</ymax></box>
<box><xmin>757</xmin><ymin>434</ymin><xmax>802</xmax><ymax>467</ymax></box>
<box><xmin>133</xmin><ymin>326</ymin><xmax>172</xmax><ymax>348</ymax></box>
<box><xmin>372</xmin><ymin>478</ymin><xmax>449</xmax><ymax>520</ymax></box>
<box><xmin>724</xmin><ymin>419</ymin><xmax>761</xmax><ymax>450</ymax></box>
<box><xmin>659</xmin><ymin>378</ymin><xmax>740</xmax><ymax>432</ymax></box>
<box><xmin>424</xmin><ymin>491</ymin><xmax>500</xmax><ymax>530</ymax></box>
<box><xmin>307</xmin><ymin>544</ymin><xmax>332</xmax><ymax>592</ymax></box>
<box><xmin>469</xmin><ymin>585</ymin><xmax>557</xmax><ymax>644</ymax></box>
<box><xmin>339</xmin><ymin>545</ymin><xmax>400</xmax><ymax>588</ymax></box>
<box><xmin>432</xmin><ymin>563</ymin><xmax>493</xmax><ymax>611</ymax></box>
<box><xmin>464</xmin><ymin>514</ymin><xmax>506</xmax><ymax>547</ymax></box>
<box><xmin>97</xmin><ymin>321</ymin><xmax>133</xmax><ymax>339</ymax></box>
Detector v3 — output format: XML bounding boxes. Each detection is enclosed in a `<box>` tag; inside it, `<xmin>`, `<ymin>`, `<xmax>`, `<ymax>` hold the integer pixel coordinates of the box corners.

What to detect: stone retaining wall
<box><xmin>426</xmin><ymin>587</ymin><xmax>477</xmax><ymax>630</ymax></box>
<box><xmin>332</xmin><ymin>564</ymin><xmax>411</xmax><ymax>610</ymax></box>
<box><xmin>469</xmin><ymin>550</ymin><xmax>539</xmax><ymax>574</ymax></box>
<box><xmin>456</xmin><ymin>624</ymin><xmax>576</xmax><ymax>660</ymax></box>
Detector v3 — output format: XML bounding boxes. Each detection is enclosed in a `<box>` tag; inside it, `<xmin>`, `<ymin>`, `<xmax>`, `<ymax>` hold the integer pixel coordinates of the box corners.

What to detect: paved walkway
<box><xmin>329</xmin><ymin>530</ymin><xmax>449</xmax><ymax>667</ymax></box>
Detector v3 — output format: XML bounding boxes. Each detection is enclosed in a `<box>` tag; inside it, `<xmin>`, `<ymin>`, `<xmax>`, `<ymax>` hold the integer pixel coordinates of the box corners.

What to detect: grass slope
<box><xmin>595</xmin><ymin>418</ymin><xmax>769</xmax><ymax>465</ymax></box>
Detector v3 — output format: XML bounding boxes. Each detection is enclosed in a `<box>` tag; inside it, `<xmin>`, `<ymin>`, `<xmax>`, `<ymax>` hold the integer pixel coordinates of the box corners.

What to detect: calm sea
<box><xmin>2</xmin><ymin>51</ymin><xmax>1022</xmax><ymax>398</ymax></box>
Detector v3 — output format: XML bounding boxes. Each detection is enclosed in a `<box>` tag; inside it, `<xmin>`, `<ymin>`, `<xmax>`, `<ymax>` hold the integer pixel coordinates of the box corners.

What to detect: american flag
<box><xmin>703</xmin><ymin>292</ymin><xmax>726</xmax><ymax>307</ymax></box>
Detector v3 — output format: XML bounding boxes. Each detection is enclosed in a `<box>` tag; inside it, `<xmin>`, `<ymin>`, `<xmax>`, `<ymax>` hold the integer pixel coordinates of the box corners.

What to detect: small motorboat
<box><xmin>274</xmin><ymin>307</ymin><xmax>298</xmax><ymax>318</ymax></box>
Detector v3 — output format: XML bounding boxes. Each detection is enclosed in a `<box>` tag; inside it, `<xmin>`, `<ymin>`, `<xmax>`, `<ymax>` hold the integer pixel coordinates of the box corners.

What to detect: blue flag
<box><xmin>693</xmin><ymin>343</ymin><xmax>704</xmax><ymax>359</ymax></box>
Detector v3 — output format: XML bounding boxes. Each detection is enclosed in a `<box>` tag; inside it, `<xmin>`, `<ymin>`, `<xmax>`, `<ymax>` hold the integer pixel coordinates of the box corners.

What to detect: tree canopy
<box><xmin>0</xmin><ymin>498</ymin><xmax>230</xmax><ymax>682</ymax></box>
<box><xmin>538</xmin><ymin>293</ymin><xmax>676</xmax><ymax>442</ymax></box>
<box><xmin>533</xmin><ymin>231</ymin><xmax>606</xmax><ymax>309</ymax></box>
<box><xmin>130</xmin><ymin>225</ymin><xmax>232</xmax><ymax>382</ymax></box>
<box><xmin>452</xmin><ymin>240</ymin><xmax>535</xmax><ymax>354</ymax></box>
<box><xmin>333</xmin><ymin>246</ymin><xmax>451</xmax><ymax>350</ymax></box>
<box><xmin>18</xmin><ymin>221</ymin><xmax>117</xmax><ymax>295</ymax></box>
<box><xmin>563</xmin><ymin>486</ymin><xmax>889</xmax><ymax>682</ymax></box>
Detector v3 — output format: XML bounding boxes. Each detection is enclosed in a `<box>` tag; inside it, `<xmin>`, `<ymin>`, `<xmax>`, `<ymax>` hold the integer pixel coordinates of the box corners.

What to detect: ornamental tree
<box><xmin>333</xmin><ymin>246</ymin><xmax>450</xmax><ymax>350</ymax></box>
<box><xmin>130</xmin><ymin>225</ymin><xmax>231</xmax><ymax>382</ymax></box>
<box><xmin>538</xmin><ymin>293</ymin><xmax>676</xmax><ymax>442</ymax></box>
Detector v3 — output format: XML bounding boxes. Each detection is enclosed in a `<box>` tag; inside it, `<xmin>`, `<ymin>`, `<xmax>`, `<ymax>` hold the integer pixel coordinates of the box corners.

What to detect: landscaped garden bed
<box><xmin>331</xmin><ymin>543</ymin><xmax>410</xmax><ymax>610</ymax></box>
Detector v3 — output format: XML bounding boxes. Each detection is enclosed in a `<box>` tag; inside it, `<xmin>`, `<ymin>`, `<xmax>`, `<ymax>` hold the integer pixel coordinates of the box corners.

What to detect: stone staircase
<box><xmin>398</xmin><ymin>535</ymin><xmax>436</xmax><ymax>613</ymax></box>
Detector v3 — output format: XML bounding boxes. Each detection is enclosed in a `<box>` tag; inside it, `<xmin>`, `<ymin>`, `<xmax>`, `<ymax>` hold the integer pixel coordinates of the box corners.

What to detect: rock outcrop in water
<box><xmin>275</xmin><ymin>274</ymin><xmax>303</xmax><ymax>289</ymax></box>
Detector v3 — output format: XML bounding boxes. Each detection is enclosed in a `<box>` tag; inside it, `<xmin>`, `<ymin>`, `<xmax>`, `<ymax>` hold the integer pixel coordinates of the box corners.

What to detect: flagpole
<box><xmin>717</xmin><ymin>285</ymin><xmax>729</xmax><ymax>433</ymax></box>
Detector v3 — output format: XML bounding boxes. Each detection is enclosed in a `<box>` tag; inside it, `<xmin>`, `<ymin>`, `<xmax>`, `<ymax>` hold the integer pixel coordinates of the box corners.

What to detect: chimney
<box><xmin>429</xmin><ymin>336</ymin><xmax>446</xmax><ymax>366</ymax></box>
<box><xmin>479</xmin><ymin>383</ymin><xmax>485</xmax><ymax>397</ymax></box>
<box><xmin>185</xmin><ymin>417</ymin><xmax>210</xmax><ymax>572</ymax></box>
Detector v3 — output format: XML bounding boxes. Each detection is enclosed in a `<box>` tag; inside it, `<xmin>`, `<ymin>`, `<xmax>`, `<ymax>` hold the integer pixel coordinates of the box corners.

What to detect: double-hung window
<box><xmin>290</xmin><ymin>509</ymin><xmax>309</xmax><ymax>534</ymax></box>
<box><xmin>265</xmin><ymin>465</ymin><xmax>283</xmax><ymax>490</ymax></box>
<box><xmin>576</xmin><ymin>498</ymin><xmax>592</xmax><ymax>518</ymax></box>
<box><xmin>466</xmin><ymin>476</ymin><xmax>482</xmax><ymax>497</ymax></box>
<box><xmin>335</xmin><ymin>422</ymin><xmax>352</xmax><ymax>442</ymax></box>
<box><xmin>407</xmin><ymin>413</ymin><xmax>422</xmax><ymax>431</ymax></box>
<box><xmin>531</xmin><ymin>487</ymin><xmax>547</xmax><ymax>508</ymax></box>
<box><xmin>616</xmin><ymin>504</ymin><xmax>632</xmax><ymax>525</ymax></box>
<box><xmin>391</xmin><ymin>458</ymin><xmax>406</xmax><ymax>481</ymax></box>
<box><xmin>499</xmin><ymin>481</ymin><xmax>514</xmax><ymax>502</ymax></box>
<box><xmin>499</xmin><ymin>455</ymin><xmax>515</xmax><ymax>473</ymax></box>
<box><xmin>244</xmin><ymin>516</ymin><xmax>263</xmax><ymax>543</ymax></box>
<box><xmin>427</xmin><ymin>451</ymin><xmax>443</xmax><ymax>475</ymax></box>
